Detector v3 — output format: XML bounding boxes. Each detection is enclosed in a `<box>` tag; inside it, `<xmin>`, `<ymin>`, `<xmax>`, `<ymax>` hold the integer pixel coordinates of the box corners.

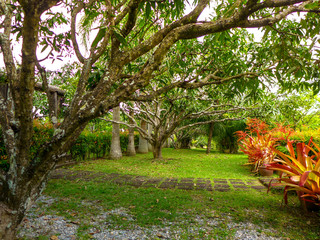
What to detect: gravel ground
<box><xmin>18</xmin><ymin>195</ymin><xmax>282</xmax><ymax>240</ymax></box>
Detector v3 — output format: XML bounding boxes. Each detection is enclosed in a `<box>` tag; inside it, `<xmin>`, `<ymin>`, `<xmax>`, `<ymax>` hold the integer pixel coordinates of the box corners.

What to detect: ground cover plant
<box><xmin>18</xmin><ymin>148</ymin><xmax>320</xmax><ymax>239</ymax></box>
<box><xmin>71</xmin><ymin>148</ymin><xmax>252</xmax><ymax>179</ymax></box>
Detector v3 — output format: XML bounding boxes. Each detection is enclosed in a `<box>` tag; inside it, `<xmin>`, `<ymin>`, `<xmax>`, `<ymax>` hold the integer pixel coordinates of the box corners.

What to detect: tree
<box><xmin>109</xmin><ymin>106</ymin><xmax>122</xmax><ymax>159</ymax></box>
<box><xmin>0</xmin><ymin>0</ymin><xmax>319</xmax><ymax>238</ymax></box>
<box><xmin>276</xmin><ymin>92</ymin><xmax>320</xmax><ymax>130</ymax></box>
<box><xmin>206</xmin><ymin>122</ymin><xmax>214</xmax><ymax>154</ymax></box>
<box><xmin>126</xmin><ymin>108</ymin><xmax>136</xmax><ymax>156</ymax></box>
<box><xmin>248</xmin><ymin>91</ymin><xmax>320</xmax><ymax>129</ymax></box>
<box><xmin>137</xmin><ymin>119</ymin><xmax>149</xmax><ymax>153</ymax></box>
<box><xmin>119</xmin><ymin>95</ymin><xmax>247</xmax><ymax>159</ymax></box>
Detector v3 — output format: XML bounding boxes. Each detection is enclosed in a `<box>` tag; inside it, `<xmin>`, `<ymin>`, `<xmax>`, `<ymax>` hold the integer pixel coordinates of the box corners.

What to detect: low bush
<box><xmin>267</xmin><ymin>139</ymin><xmax>320</xmax><ymax>210</ymax></box>
<box><xmin>236</xmin><ymin>119</ymin><xmax>288</xmax><ymax>173</ymax></box>
<box><xmin>0</xmin><ymin>128</ymin><xmax>8</xmax><ymax>171</ymax></box>
<box><xmin>237</xmin><ymin>119</ymin><xmax>320</xmax><ymax>174</ymax></box>
<box><xmin>0</xmin><ymin>120</ymin><xmax>139</xmax><ymax>170</ymax></box>
<box><xmin>0</xmin><ymin>120</ymin><xmax>55</xmax><ymax>171</ymax></box>
<box><xmin>70</xmin><ymin>130</ymin><xmax>139</xmax><ymax>160</ymax></box>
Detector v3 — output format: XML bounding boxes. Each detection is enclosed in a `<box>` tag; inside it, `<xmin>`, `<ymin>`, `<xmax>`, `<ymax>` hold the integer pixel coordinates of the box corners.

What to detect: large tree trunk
<box><xmin>206</xmin><ymin>122</ymin><xmax>214</xmax><ymax>154</ymax></box>
<box><xmin>0</xmin><ymin>204</ymin><xmax>20</xmax><ymax>240</ymax></box>
<box><xmin>109</xmin><ymin>106</ymin><xmax>122</xmax><ymax>159</ymax></box>
<box><xmin>152</xmin><ymin>141</ymin><xmax>163</xmax><ymax>159</ymax></box>
<box><xmin>138</xmin><ymin>120</ymin><xmax>148</xmax><ymax>153</ymax></box>
<box><xmin>127</xmin><ymin>109</ymin><xmax>136</xmax><ymax>156</ymax></box>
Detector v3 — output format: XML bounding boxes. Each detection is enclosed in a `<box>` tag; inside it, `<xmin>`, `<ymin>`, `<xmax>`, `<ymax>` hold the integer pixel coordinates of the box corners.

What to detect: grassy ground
<box><xmin>71</xmin><ymin>148</ymin><xmax>254</xmax><ymax>179</ymax></box>
<box><xmin>29</xmin><ymin>148</ymin><xmax>320</xmax><ymax>239</ymax></box>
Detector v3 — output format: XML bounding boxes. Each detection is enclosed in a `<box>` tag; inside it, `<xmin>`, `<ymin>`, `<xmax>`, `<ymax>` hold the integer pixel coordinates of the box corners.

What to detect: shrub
<box><xmin>0</xmin><ymin>121</ymin><xmax>139</xmax><ymax>169</ymax></box>
<box><xmin>236</xmin><ymin>119</ymin><xmax>292</xmax><ymax>173</ymax></box>
<box><xmin>70</xmin><ymin>130</ymin><xmax>139</xmax><ymax>160</ymax></box>
<box><xmin>0</xmin><ymin>119</ymin><xmax>54</xmax><ymax>171</ymax></box>
<box><xmin>267</xmin><ymin>139</ymin><xmax>320</xmax><ymax>208</ymax></box>
<box><xmin>215</xmin><ymin>120</ymin><xmax>246</xmax><ymax>153</ymax></box>
<box><xmin>0</xmin><ymin>128</ymin><xmax>8</xmax><ymax>171</ymax></box>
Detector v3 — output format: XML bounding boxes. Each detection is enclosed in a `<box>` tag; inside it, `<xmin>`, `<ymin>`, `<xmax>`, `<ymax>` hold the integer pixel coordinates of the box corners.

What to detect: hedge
<box><xmin>270</xmin><ymin>129</ymin><xmax>320</xmax><ymax>155</ymax></box>
<box><xmin>70</xmin><ymin>130</ymin><xmax>139</xmax><ymax>160</ymax></box>
<box><xmin>0</xmin><ymin>121</ymin><xmax>139</xmax><ymax>170</ymax></box>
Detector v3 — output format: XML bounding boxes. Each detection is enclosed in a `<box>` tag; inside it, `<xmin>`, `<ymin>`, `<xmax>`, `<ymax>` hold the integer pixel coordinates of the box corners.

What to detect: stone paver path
<box><xmin>51</xmin><ymin>168</ymin><xmax>279</xmax><ymax>192</ymax></box>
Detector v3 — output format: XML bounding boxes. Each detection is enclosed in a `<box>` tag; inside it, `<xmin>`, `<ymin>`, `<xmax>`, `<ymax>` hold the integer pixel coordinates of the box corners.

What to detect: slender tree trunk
<box><xmin>127</xmin><ymin>109</ymin><xmax>136</xmax><ymax>156</ymax></box>
<box><xmin>148</xmin><ymin>123</ymin><xmax>153</xmax><ymax>152</ymax></box>
<box><xmin>180</xmin><ymin>136</ymin><xmax>191</xmax><ymax>149</ymax></box>
<box><xmin>206</xmin><ymin>122</ymin><xmax>214</xmax><ymax>154</ymax></box>
<box><xmin>138</xmin><ymin>119</ymin><xmax>148</xmax><ymax>153</ymax></box>
<box><xmin>109</xmin><ymin>106</ymin><xmax>122</xmax><ymax>159</ymax></box>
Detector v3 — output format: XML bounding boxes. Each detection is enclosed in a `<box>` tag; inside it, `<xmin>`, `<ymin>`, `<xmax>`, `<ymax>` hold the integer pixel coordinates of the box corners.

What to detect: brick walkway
<box><xmin>51</xmin><ymin>168</ymin><xmax>279</xmax><ymax>192</ymax></box>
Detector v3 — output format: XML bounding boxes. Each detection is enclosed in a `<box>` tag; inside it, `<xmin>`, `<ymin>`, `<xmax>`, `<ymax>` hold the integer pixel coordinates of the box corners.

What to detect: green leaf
<box><xmin>145</xmin><ymin>2</ymin><xmax>151</xmax><ymax>19</ymax></box>
<box><xmin>91</xmin><ymin>28</ymin><xmax>106</xmax><ymax>49</ymax></box>
<box><xmin>304</xmin><ymin>2</ymin><xmax>319</xmax><ymax>9</ymax></box>
<box><xmin>113</xmin><ymin>31</ymin><xmax>128</xmax><ymax>46</ymax></box>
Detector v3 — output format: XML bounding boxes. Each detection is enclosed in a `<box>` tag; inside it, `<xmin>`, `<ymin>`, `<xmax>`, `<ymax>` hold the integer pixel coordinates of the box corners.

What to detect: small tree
<box><xmin>117</xmin><ymin>96</ymin><xmax>246</xmax><ymax>159</ymax></box>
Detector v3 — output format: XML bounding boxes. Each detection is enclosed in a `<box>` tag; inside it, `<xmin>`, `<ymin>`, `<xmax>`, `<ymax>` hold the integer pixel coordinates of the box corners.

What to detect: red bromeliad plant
<box><xmin>236</xmin><ymin>119</ymin><xmax>277</xmax><ymax>173</ymax></box>
<box><xmin>236</xmin><ymin>119</ymin><xmax>293</xmax><ymax>174</ymax></box>
<box><xmin>237</xmin><ymin>131</ymin><xmax>277</xmax><ymax>173</ymax></box>
<box><xmin>267</xmin><ymin>139</ymin><xmax>320</xmax><ymax>207</ymax></box>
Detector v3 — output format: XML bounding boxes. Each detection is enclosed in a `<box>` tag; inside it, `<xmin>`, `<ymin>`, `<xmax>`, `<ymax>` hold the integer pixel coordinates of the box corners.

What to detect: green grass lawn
<box><xmin>31</xmin><ymin>148</ymin><xmax>320</xmax><ymax>239</ymax></box>
<box><xmin>71</xmin><ymin>148</ymin><xmax>255</xmax><ymax>179</ymax></box>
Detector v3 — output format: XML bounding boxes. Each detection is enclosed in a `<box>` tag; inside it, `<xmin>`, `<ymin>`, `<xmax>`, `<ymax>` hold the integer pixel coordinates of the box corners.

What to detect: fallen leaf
<box><xmin>50</xmin><ymin>236</ymin><xmax>59</xmax><ymax>240</ymax></box>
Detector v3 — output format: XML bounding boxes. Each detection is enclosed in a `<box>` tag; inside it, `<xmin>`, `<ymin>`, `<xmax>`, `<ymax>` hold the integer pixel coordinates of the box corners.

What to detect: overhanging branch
<box><xmin>34</xmin><ymin>82</ymin><xmax>65</xmax><ymax>96</ymax></box>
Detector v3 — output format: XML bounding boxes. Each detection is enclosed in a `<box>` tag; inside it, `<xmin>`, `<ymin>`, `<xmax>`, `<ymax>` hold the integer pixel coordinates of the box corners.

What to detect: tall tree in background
<box><xmin>0</xmin><ymin>0</ymin><xmax>319</xmax><ymax>238</ymax></box>
<box><xmin>137</xmin><ymin>119</ymin><xmax>149</xmax><ymax>153</ymax></box>
<box><xmin>109</xmin><ymin>106</ymin><xmax>122</xmax><ymax>159</ymax></box>
<box><xmin>121</xmin><ymin>96</ymin><xmax>245</xmax><ymax>159</ymax></box>
<box><xmin>126</xmin><ymin>108</ymin><xmax>136</xmax><ymax>156</ymax></box>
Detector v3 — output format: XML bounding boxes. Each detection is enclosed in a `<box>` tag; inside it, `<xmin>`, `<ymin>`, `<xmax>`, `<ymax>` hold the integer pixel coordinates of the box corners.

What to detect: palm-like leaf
<box><xmin>267</xmin><ymin>140</ymin><xmax>320</xmax><ymax>206</ymax></box>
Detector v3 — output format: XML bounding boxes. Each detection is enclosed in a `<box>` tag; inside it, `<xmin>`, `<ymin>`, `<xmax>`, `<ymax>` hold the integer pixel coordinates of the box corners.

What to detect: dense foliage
<box><xmin>236</xmin><ymin>119</ymin><xmax>320</xmax><ymax>173</ymax></box>
<box><xmin>268</xmin><ymin>139</ymin><xmax>320</xmax><ymax>208</ymax></box>
<box><xmin>0</xmin><ymin>121</ymin><xmax>139</xmax><ymax>170</ymax></box>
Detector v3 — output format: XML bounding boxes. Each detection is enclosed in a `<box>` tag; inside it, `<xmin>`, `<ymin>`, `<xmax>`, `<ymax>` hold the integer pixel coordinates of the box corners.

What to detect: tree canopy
<box><xmin>1</xmin><ymin>0</ymin><xmax>320</xmax><ymax>238</ymax></box>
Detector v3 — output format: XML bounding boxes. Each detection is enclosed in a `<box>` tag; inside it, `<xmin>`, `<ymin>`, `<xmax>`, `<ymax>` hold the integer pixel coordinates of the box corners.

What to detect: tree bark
<box><xmin>206</xmin><ymin>123</ymin><xmax>214</xmax><ymax>154</ymax></box>
<box><xmin>127</xmin><ymin>108</ymin><xmax>136</xmax><ymax>156</ymax></box>
<box><xmin>180</xmin><ymin>137</ymin><xmax>191</xmax><ymax>149</ymax></box>
<box><xmin>0</xmin><ymin>204</ymin><xmax>19</xmax><ymax>240</ymax></box>
<box><xmin>109</xmin><ymin>106</ymin><xmax>122</xmax><ymax>159</ymax></box>
<box><xmin>152</xmin><ymin>141</ymin><xmax>163</xmax><ymax>159</ymax></box>
<box><xmin>34</xmin><ymin>82</ymin><xmax>65</xmax><ymax>96</ymax></box>
<box><xmin>137</xmin><ymin>120</ymin><xmax>148</xmax><ymax>153</ymax></box>
<box><xmin>148</xmin><ymin>123</ymin><xmax>153</xmax><ymax>152</ymax></box>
